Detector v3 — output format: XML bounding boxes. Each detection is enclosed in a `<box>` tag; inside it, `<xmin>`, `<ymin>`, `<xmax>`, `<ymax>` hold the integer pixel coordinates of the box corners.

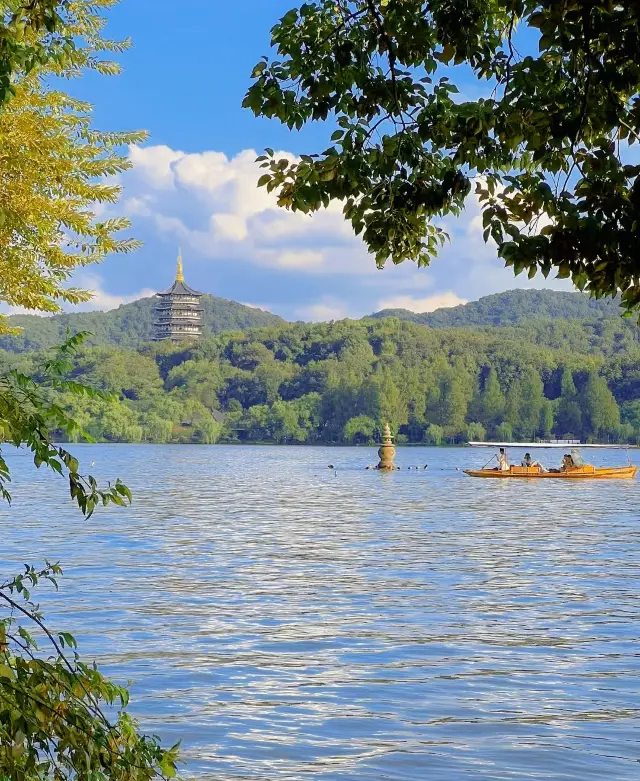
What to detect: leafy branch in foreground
<box><xmin>0</xmin><ymin>0</ymin><xmax>147</xmax><ymax>333</ymax></box>
<box><xmin>0</xmin><ymin>333</ymin><xmax>181</xmax><ymax>779</ymax></box>
<box><xmin>0</xmin><ymin>0</ymin><xmax>71</xmax><ymax>106</ymax></box>
<box><xmin>0</xmin><ymin>332</ymin><xmax>131</xmax><ymax>516</ymax></box>
<box><xmin>246</xmin><ymin>1</ymin><xmax>640</xmax><ymax>314</ymax></box>
<box><xmin>0</xmin><ymin>563</ymin><xmax>180</xmax><ymax>781</ymax></box>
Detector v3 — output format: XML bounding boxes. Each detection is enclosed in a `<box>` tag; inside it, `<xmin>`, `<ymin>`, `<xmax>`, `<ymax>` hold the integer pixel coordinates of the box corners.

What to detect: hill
<box><xmin>0</xmin><ymin>295</ymin><xmax>284</xmax><ymax>353</ymax></box>
<box><xmin>0</xmin><ymin>289</ymin><xmax>630</xmax><ymax>355</ymax></box>
<box><xmin>370</xmin><ymin>289</ymin><xmax>624</xmax><ymax>327</ymax></box>
<box><xmin>1</xmin><ymin>315</ymin><xmax>638</xmax><ymax>446</ymax></box>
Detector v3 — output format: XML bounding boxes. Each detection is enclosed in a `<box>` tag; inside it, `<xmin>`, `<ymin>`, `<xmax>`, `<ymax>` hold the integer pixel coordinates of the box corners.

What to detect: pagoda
<box><xmin>153</xmin><ymin>251</ymin><xmax>204</xmax><ymax>343</ymax></box>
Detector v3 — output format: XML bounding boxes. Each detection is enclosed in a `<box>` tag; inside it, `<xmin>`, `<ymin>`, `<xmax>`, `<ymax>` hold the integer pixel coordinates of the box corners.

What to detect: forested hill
<box><xmin>370</xmin><ymin>290</ymin><xmax>624</xmax><ymax>327</ymax></box>
<box><xmin>0</xmin><ymin>295</ymin><xmax>284</xmax><ymax>352</ymax></box>
<box><xmin>1</xmin><ymin>315</ymin><xmax>638</xmax><ymax>447</ymax></box>
<box><xmin>0</xmin><ymin>289</ymin><xmax>627</xmax><ymax>353</ymax></box>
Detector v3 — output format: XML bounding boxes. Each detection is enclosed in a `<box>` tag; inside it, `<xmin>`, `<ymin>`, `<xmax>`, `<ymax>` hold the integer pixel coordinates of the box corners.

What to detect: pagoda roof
<box><xmin>156</xmin><ymin>251</ymin><xmax>203</xmax><ymax>297</ymax></box>
<box><xmin>157</xmin><ymin>279</ymin><xmax>203</xmax><ymax>297</ymax></box>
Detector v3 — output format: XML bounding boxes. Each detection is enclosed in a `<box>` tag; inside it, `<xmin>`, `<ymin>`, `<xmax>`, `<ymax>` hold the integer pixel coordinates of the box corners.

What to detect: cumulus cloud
<box><xmin>113</xmin><ymin>143</ymin><xmax>578</xmax><ymax>319</ymax></box>
<box><xmin>0</xmin><ymin>275</ymin><xmax>155</xmax><ymax>317</ymax></box>
<box><xmin>123</xmin><ymin>145</ymin><xmax>372</xmax><ymax>276</ymax></box>
<box><xmin>294</xmin><ymin>297</ymin><xmax>355</xmax><ymax>322</ymax></box>
<box><xmin>68</xmin><ymin>274</ymin><xmax>156</xmax><ymax>313</ymax></box>
<box><xmin>377</xmin><ymin>292</ymin><xmax>467</xmax><ymax>312</ymax></box>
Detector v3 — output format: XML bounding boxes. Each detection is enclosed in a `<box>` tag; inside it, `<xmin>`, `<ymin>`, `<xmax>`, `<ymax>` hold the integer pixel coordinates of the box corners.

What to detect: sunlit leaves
<box><xmin>247</xmin><ymin>0</ymin><xmax>640</xmax><ymax>315</ymax></box>
<box><xmin>0</xmin><ymin>1</ymin><xmax>147</xmax><ymax>332</ymax></box>
<box><xmin>0</xmin><ymin>0</ymin><xmax>71</xmax><ymax>106</ymax></box>
<box><xmin>0</xmin><ymin>564</ymin><xmax>180</xmax><ymax>781</ymax></box>
<box><xmin>0</xmin><ymin>333</ymin><xmax>132</xmax><ymax>517</ymax></box>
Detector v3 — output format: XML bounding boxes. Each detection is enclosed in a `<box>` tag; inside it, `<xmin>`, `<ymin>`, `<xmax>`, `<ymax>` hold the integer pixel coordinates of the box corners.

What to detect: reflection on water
<box><xmin>1</xmin><ymin>444</ymin><xmax>639</xmax><ymax>780</ymax></box>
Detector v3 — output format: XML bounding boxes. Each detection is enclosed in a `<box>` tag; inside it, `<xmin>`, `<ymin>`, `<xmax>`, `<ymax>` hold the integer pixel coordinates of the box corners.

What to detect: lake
<box><xmin>1</xmin><ymin>444</ymin><xmax>639</xmax><ymax>780</ymax></box>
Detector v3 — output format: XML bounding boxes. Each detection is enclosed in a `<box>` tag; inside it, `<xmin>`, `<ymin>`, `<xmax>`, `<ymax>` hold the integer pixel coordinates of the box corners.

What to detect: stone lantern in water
<box><xmin>377</xmin><ymin>423</ymin><xmax>396</xmax><ymax>470</ymax></box>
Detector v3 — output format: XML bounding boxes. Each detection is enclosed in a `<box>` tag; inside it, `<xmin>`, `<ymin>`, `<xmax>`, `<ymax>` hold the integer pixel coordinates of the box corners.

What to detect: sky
<box><xmin>62</xmin><ymin>0</ymin><xmax>574</xmax><ymax>321</ymax></box>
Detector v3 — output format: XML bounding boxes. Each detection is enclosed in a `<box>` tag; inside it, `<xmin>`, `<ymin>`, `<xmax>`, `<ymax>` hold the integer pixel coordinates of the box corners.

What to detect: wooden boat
<box><xmin>465</xmin><ymin>464</ymin><xmax>638</xmax><ymax>479</ymax></box>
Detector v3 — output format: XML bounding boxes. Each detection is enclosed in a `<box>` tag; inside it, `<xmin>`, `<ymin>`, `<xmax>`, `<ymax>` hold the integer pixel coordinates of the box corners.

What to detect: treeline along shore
<box><xmin>0</xmin><ymin>291</ymin><xmax>638</xmax><ymax>446</ymax></box>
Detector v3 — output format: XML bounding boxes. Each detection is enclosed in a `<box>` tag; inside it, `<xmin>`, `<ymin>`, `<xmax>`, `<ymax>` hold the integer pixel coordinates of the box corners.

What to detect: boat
<box><xmin>464</xmin><ymin>446</ymin><xmax>637</xmax><ymax>480</ymax></box>
<box><xmin>465</xmin><ymin>464</ymin><xmax>638</xmax><ymax>479</ymax></box>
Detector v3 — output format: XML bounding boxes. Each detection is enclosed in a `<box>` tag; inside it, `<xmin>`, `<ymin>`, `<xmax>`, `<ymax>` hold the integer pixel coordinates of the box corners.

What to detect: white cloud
<box><xmin>128</xmin><ymin>145</ymin><xmax>183</xmax><ymax>190</ymax></box>
<box><xmin>377</xmin><ymin>292</ymin><xmax>467</xmax><ymax>313</ymax></box>
<box><xmin>124</xmin><ymin>145</ymin><xmax>372</xmax><ymax>276</ymax></box>
<box><xmin>0</xmin><ymin>275</ymin><xmax>155</xmax><ymax>317</ymax></box>
<box><xmin>118</xmin><ymin>143</ymin><xmax>579</xmax><ymax>314</ymax></box>
<box><xmin>240</xmin><ymin>302</ymin><xmax>273</xmax><ymax>312</ymax></box>
<box><xmin>273</xmin><ymin>250</ymin><xmax>324</xmax><ymax>269</ymax></box>
<box><xmin>294</xmin><ymin>298</ymin><xmax>354</xmax><ymax>322</ymax></box>
<box><xmin>68</xmin><ymin>274</ymin><xmax>156</xmax><ymax>313</ymax></box>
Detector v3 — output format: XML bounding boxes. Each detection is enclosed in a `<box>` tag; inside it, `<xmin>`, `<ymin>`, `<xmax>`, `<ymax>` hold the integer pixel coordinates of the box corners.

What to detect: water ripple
<box><xmin>1</xmin><ymin>444</ymin><xmax>639</xmax><ymax>780</ymax></box>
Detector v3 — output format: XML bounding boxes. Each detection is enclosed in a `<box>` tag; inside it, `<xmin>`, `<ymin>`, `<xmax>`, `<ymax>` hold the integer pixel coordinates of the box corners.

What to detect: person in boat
<box><xmin>497</xmin><ymin>448</ymin><xmax>509</xmax><ymax>471</ymax></box>
<box><xmin>571</xmin><ymin>448</ymin><xmax>585</xmax><ymax>467</ymax></box>
<box><xmin>560</xmin><ymin>453</ymin><xmax>575</xmax><ymax>471</ymax></box>
<box><xmin>521</xmin><ymin>452</ymin><xmax>547</xmax><ymax>472</ymax></box>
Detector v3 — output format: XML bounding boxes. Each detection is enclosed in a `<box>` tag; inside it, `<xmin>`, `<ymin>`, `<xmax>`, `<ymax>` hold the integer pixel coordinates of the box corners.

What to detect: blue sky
<box><xmin>65</xmin><ymin>0</ymin><xmax>572</xmax><ymax>320</ymax></box>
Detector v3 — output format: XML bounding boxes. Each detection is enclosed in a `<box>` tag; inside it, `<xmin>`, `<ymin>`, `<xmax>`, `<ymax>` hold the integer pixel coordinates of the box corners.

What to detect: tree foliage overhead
<box><xmin>0</xmin><ymin>0</ymin><xmax>69</xmax><ymax>105</ymax></box>
<box><xmin>0</xmin><ymin>0</ymin><xmax>146</xmax><ymax>330</ymax></box>
<box><xmin>246</xmin><ymin>1</ymin><xmax>640</xmax><ymax>313</ymax></box>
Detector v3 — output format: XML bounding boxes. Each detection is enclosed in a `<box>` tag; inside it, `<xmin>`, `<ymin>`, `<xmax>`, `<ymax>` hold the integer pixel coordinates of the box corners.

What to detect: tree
<box><xmin>1</xmin><ymin>565</ymin><xmax>179</xmax><ymax>781</ymax></box>
<box><xmin>429</xmin><ymin>362</ymin><xmax>472</xmax><ymax>438</ymax></box>
<box><xmin>100</xmin><ymin>400</ymin><xmax>143</xmax><ymax>443</ymax></box>
<box><xmin>505</xmin><ymin>378</ymin><xmax>523</xmax><ymax>432</ymax></box>
<box><xmin>0</xmin><ymin>338</ymin><xmax>178</xmax><ymax>779</ymax></box>
<box><xmin>581</xmin><ymin>371</ymin><xmax>620</xmax><ymax>440</ymax></box>
<box><xmin>555</xmin><ymin>367</ymin><xmax>583</xmax><ymax>437</ymax></box>
<box><xmin>621</xmin><ymin>400</ymin><xmax>640</xmax><ymax>434</ymax></box>
<box><xmin>539</xmin><ymin>399</ymin><xmax>554</xmax><ymax>439</ymax></box>
<box><xmin>247</xmin><ymin>1</ymin><xmax>640</xmax><ymax>313</ymax></box>
<box><xmin>466</xmin><ymin>422</ymin><xmax>486</xmax><ymax>443</ymax></box>
<box><xmin>344</xmin><ymin>414</ymin><xmax>377</xmax><ymax>443</ymax></box>
<box><xmin>0</xmin><ymin>7</ymin><xmax>178</xmax><ymax>776</ymax></box>
<box><xmin>424</xmin><ymin>423</ymin><xmax>443</xmax><ymax>445</ymax></box>
<box><xmin>495</xmin><ymin>422</ymin><xmax>513</xmax><ymax>442</ymax></box>
<box><xmin>518</xmin><ymin>368</ymin><xmax>546</xmax><ymax>439</ymax></box>
<box><xmin>0</xmin><ymin>0</ymin><xmax>70</xmax><ymax>105</ymax></box>
<box><xmin>267</xmin><ymin>399</ymin><xmax>307</xmax><ymax>442</ymax></box>
<box><xmin>474</xmin><ymin>368</ymin><xmax>505</xmax><ymax>431</ymax></box>
<box><xmin>141</xmin><ymin>411</ymin><xmax>174</xmax><ymax>443</ymax></box>
<box><xmin>0</xmin><ymin>1</ymin><xmax>146</xmax><ymax>330</ymax></box>
<box><xmin>2</xmin><ymin>312</ymin><xmax>637</xmax><ymax>446</ymax></box>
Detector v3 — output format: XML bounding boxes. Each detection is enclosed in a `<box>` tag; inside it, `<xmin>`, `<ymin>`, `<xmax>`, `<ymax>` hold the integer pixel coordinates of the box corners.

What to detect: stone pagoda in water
<box><xmin>153</xmin><ymin>251</ymin><xmax>204</xmax><ymax>343</ymax></box>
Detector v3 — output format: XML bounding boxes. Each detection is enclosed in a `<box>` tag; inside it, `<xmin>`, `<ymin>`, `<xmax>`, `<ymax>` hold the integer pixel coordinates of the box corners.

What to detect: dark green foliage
<box><xmin>0</xmin><ymin>295</ymin><xmax>284</xmax><ymax>353</ymax></box>
<box><xmin>2</xmin><ymin>312</ymin><xmax>638</xmax><ymax>445</ymax></box>
<box><xmin>370</xmin><ymin>290</ymin><xmax>624</xmax><ymax>327</ymax></box>
<box><xmin>1</xmin><ymin>564</ymin><xmax>179</xmax><ymax>781</ymax></box>
<box><xmin>0</xmin><ymin>334</ymin><xmax>179</xmax><ymax>780</ymax></box>
<box><xmin>0</xmin><ymin>333</ymin><xmax>134</xmax><ymax>516</ymax></box>
<box><xmin>0</xmin><ymin>1</ymin><xmax>71</xmax><ymax>105</ymax></box>
<box><xmin>247</xmin><ymin>1</ymin><xmax>640</xmax><ymax>314</ymax></box>
<box><xmin>580</xmin><ymin>371</ymin><xmax>621</xmax><ymax>441</ymax></box>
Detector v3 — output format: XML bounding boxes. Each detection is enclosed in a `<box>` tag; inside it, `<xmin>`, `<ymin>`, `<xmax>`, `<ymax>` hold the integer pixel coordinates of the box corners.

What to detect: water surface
<box><xmin>1</xmin><ymin>445</ymin><xmax>639</xmax><ymax>780</ymax></box>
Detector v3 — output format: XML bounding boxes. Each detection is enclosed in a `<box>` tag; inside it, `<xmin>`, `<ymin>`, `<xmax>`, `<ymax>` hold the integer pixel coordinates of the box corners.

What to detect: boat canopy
<box><xmin>467</xmin><ymin>441</ymin><xmax>633</xmax><ymax>449</ymax></box>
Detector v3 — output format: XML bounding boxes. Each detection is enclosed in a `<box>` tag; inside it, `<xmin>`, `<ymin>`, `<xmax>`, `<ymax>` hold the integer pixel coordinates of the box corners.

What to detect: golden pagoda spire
<box><xmin>176</xmin><ymin>248</ymin><xmax>184</xmax><ymax>282</ymax></box>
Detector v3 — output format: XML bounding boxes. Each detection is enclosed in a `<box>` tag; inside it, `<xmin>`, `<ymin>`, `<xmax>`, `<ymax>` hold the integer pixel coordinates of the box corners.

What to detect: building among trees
<box><xmin>153</xmin><ymin>252</ymin><xmax>204</xmax><ymax>343</ymax></box>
